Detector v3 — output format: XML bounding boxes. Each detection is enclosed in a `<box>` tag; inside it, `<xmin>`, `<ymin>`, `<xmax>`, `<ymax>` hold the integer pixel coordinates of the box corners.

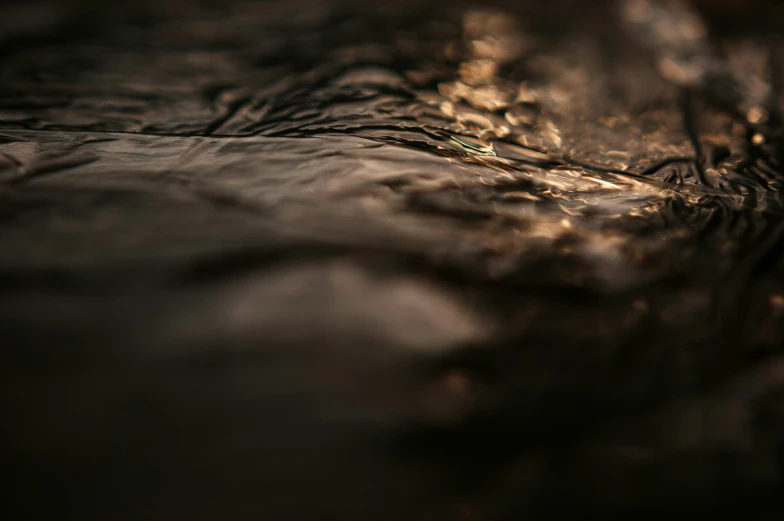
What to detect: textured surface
<box><xmin>2</xmin><ymin>1</ymin><xmax>784</xmax><ymax>519</ymax></box>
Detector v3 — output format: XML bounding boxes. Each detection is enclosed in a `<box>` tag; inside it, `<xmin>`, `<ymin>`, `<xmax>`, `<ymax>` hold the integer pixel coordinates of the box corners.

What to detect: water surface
<box><xmin>2</xmin><ymin>1</ymin><xmax>784</xmax><ymax>519</ymax></box>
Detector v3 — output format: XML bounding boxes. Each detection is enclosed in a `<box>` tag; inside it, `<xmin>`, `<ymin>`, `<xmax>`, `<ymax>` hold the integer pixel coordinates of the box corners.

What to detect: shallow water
<box><xmin>2</xmin><ymin>0</ymin><xmax>784</xmax><ymax>519</ymax></box>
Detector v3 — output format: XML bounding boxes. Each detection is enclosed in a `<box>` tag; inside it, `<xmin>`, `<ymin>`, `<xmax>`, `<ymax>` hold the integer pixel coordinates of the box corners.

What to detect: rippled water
<box><xmin>3</xmin><ymin>0</ymin><xmax>784</xmax><ymax>519</ymax></box>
